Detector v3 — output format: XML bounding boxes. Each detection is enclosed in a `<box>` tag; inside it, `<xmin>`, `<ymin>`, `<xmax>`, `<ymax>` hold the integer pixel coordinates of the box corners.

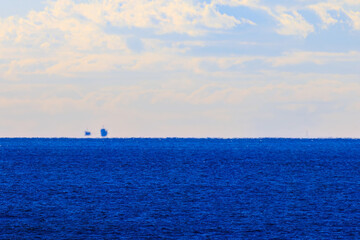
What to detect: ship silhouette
<box><xmin>101</xmin><ymin>127</ymin><xmax>108</xmax><ymax>137</ymax></box>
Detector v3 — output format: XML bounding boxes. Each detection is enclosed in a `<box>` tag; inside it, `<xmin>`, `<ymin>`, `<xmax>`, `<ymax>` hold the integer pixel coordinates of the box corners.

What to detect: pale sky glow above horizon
<box><xmin>1</xmin><ymin>0</ymin><xmax>360</xmax><ymax>137</ymax></box>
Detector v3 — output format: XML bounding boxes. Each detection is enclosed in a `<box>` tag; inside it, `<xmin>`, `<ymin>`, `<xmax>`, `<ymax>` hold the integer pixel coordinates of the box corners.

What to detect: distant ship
<box><xmin>85</xmin><ymin>130</ymin><xmax>91</xmax><ymax>136</ymax></box>
<box><xmin>101</xmin><ymin>128</ymin><xmax>108</xmax><ymax>137</ymax></box>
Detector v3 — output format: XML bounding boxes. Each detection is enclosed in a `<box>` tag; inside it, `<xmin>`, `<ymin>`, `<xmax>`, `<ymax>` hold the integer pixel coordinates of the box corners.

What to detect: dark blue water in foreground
<box><xmin>1</xmin><ymin>138</ymin><xmax>359</xmax><ymax>239</ymax></box>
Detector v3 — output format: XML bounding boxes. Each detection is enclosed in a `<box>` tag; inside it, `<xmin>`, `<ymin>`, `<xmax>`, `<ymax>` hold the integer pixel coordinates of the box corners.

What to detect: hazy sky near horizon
<box><xmin>1</xmin><ymin>0</ymin><xmax>360</xmax><ymax>137</ymax></box>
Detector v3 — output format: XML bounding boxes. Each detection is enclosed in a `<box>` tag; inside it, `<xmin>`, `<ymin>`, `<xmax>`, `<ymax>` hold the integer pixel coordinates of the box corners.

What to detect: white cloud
<box><xmin>346</xmin><ymin>10</ymin><xmax>360</xmax><ymax>30</ymax></box>
<box><xmin>5</xmin><ymin>0</ymin><xmax>360</xmax><ymax>82</ymax></box>
<box><xmin>67</xmin><ymin>0</ymin><xmax>245</xmax><ymax>35</ymax></box>
<box><xmin>308</xmin><ymin>1</ymin><xmax>360</xmax><ymax>30</ymax></box>
<box><xmin>308</xmin><ymin>3</ymin><xmax>340</xmax><ymax>28</ymax></box>
<box><xmin>272</xmin><ymin>9</ymin><xmax>314</xmax><ymax>37</ymax></box>
<box><xmin>0</xmin><ymin>0</ymin><xmax>259</xmax><ymax>80</ymax></box>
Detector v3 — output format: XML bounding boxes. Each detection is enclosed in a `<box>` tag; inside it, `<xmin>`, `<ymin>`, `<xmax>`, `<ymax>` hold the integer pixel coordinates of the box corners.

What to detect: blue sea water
<box><xmin>0</xmin><ymin>138</ymin><xmax>359</xmax><ymax>239</ymax></box>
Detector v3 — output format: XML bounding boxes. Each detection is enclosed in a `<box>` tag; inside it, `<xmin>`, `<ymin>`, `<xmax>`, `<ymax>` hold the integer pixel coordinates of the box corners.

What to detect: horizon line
<box><xmin>0</xmin><ymin>137</ymin><xmax>360</xmax><ymax>140</ymax></box>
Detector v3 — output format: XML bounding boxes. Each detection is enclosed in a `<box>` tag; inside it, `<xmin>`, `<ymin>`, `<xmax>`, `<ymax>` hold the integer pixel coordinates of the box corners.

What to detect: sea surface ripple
<box><xmin>0</xmin><ymin>138</ymin><xmax>359</xmax><ymax>239</ymax></box>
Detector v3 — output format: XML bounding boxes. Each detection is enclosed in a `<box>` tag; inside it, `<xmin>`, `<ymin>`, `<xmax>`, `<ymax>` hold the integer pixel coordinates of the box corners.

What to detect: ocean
<box><xmin>0</xmin><ymin>138</ymin><xmax>359</xmax><ymax>239</ymax></box>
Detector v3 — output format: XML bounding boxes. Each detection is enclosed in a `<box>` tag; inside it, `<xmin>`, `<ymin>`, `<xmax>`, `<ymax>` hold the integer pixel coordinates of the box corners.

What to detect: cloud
<box><xmin>268</xmin><ymin>51</ymin><xmax>360</xmax><ymax>66</ymax></box>
<box><xmin>2</xmin><ymin>78</ymin><xmax>360</xmax><ymax>128</ymax></box>
<box><xmin>346</xmin><ymin>10</ymin><xmax>360</xmax><ymax>30</ymax></box>
<box><xmin>272</xmin><ymin>8</ymin><xmax>314</xmax><ymax>37</ymax></box>
<box><xmin>1</xmin><ymin>0</ymin><xmax>360</xmax><ymax>82</ymax></box>
<box><xmin>308</xmin><ymin>3</ymin><xmax>340</xmax><ymax>29</ymax></box>
<box><xmin>0</xmin><ymin>0</ymin><xmax>257</xmax><ymax>80</ymax></box>
<box><xmin>215</xmin><ymin>0</ymin><xmax>315</xmax><ymax>37</ymax></box>
<box><xmin>308</xmin><ymin>1</ymin><xmax>360</xmax><ymax>30</ymax></box>
<box><xmin>48</xmin><ymin>0</ymin><xmax>245</xmax><ymax>36</ymax></box>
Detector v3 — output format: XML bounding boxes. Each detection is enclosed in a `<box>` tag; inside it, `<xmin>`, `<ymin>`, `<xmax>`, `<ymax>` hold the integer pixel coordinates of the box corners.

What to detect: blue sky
<box><xmin>1</xmin><ymin>0</ymin><xmax>360</xmax><ymax>137</ymax></box>
<box><xmin>0</xmin><ymin>1</ymin><xmax>46</xmax><ymax>18</ymax></box>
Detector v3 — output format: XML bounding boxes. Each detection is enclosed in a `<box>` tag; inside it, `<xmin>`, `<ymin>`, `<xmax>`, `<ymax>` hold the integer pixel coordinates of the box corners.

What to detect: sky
<box><xmin>1</xmin><ymin>0</ymin><xmax>360</xmax><ymax>138</ymax></box>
